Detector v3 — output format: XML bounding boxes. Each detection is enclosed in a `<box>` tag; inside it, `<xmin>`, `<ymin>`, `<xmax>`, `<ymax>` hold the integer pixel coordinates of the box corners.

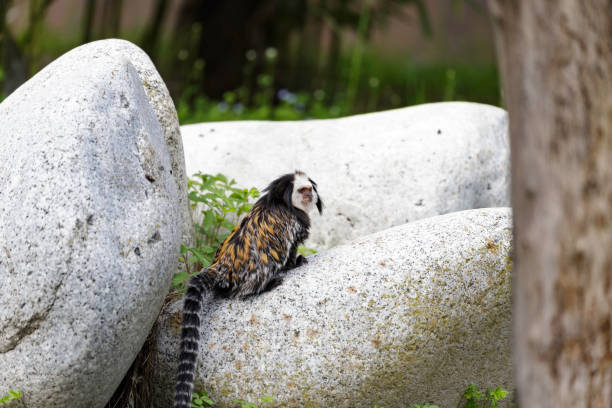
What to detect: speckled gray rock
<box><xmin>153</xmin><ymin>208</ymin><xmax>513</xmax><ymax>408</ymax></box>
<box><xmin>0</xmin><ymin>40</ymin><xmax>182</xmax><ymax>407</ymax></box>
<box><xmin>181</xmin><ymin>102</ymin><xmax>509</xmax><ymax>249</ymax></box>
<box><xmin>90</xmin><ymin>39</ymin><xmax>193</xmax><ymax>247</ymax></box>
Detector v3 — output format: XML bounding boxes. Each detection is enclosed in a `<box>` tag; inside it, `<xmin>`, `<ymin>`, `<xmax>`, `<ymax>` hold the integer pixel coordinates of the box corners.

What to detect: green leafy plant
<box><xmin>408</xmin><ymin>384</ymin><xmax>508</xmax><ymax>408</ymax></box>
<box><xmin>484</xmin><ymin>386</ymin><xmax>508</xmax><ymax>408</ymax></box>
<box><xmin>462</xmin><ymin>383</ymin><xmax>508</xmax><ymax>408</ymax></box>
<box><xmin>192</xmin><ymin>390</ymin><xmax>215</xmax><ymax>408</ymax></box>
<box><xmin>0</xmin><ymin>390</ymin><xmax>22</xmax><ymax>404</ymax></box>
<box><xmin>463</xmin><ymin>383</ymin><xmax>484</xmax><ymax>407</ymax></box>
<box><xmin>173</xmin><ymin>173</ymin><xmax>260</xmax><ymax>291</ymax></box>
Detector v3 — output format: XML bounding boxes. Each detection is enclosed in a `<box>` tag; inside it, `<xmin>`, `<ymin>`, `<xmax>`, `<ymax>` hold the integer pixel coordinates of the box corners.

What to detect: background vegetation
<box><xmin>0</xmin><ymin>0</ymin><xmax>500</xmax><ymax>122</ymax></box>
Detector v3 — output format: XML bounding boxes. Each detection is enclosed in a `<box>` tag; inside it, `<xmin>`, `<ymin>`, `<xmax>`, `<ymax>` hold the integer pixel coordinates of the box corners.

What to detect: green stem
<box><xmin>81</xmin><ymin>0</ymin><xmax>96</xmax><ymax>43</ymax></box>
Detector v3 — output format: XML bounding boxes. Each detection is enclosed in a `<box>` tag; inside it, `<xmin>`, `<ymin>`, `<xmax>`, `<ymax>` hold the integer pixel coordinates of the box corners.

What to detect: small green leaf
<box><xmin>172</xmin><ymin>272</ymin><xmax>189</xmax><ymax>287</ymax></box>
<box><xmin>298</xmin><ymin>246</ymin><xmax>317</xmax><ymax>256</ymax></box>
<box><xmin>200</xmin><ymin>246</ymin><xmax>216</xmax><ymax>254</ymax></box>
<box><xmin>223</xmin><ymin>207</ymin><xmax>237</xmax><ymax>215</ymax></box>
<box><xmin>192</xmin><ymin>389</ymin><xmax>215</xmax><ymax>407</ymax></box>
<box><xmin>188</xmin><ymin>191</ymin><xmax>208</xmax><ymax>202</ymax></box>
<box><xmin>188</xmin><ymin>248</ymin><xmax>209</xmax><ymax>265</ymax></box>
<box><xmin>240</xmin><ymin>203</ymin><xmax>253</xmax><ymax>212</ymax></box>
<box><xmin>202</xmin><ymin>210</ymin><xmax>216</xmax><ymax>228</ymax></box>
<box><xmin>464</xmin><ymin>383</ymin><xmax>483</xmax><ymax>401</ymax></box>
<box><xmin>234</xmin><ymin>400</ymin><xmax>259</xmax><ymax>408</ymax></box>
<box><xmin>260</xmin><ymin>395</ymin><xmax>275</xmax><ymax>403</ymax></box>
<box><xmin>491</xmin><ymin>386</ymin><xmax>508</xmax><ymax>400</ymax></box>
<box><xmin>0</xmin><ymin>390</ymin><xmax>22</xmax><ymax>403</ymax></box>
<box><xmin>221</xmin><ymin>219</ymin><xmax>236</xmax><ymax>231</ymax></box>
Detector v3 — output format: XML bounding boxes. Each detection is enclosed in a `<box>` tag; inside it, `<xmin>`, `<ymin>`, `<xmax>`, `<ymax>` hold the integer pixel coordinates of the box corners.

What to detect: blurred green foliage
<box><xmin>0</xmin><ymin>0</ymin><xmax>500</xmax><ymax>120</ymax></box>
<box><xmin>177</xmin><ymin>54</ymin><xmax>499</xmax><ymax>123</ymax></box>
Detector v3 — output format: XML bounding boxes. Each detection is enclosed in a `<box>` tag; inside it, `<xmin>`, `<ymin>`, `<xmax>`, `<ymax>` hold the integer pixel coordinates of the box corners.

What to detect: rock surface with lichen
<box><xmin>181</xmin><ymin>102</ymin><xmax>509</xmax><ymax>250</ymax></box>
<box><xmin>153</xmin><ymin>207</ymin><xmax>513</xmax><ymax>408</ymax></box>
<box><xmin>0</xmin><ymin>40</ymin><xmax>184</xmax><ymax>407</ymax></box>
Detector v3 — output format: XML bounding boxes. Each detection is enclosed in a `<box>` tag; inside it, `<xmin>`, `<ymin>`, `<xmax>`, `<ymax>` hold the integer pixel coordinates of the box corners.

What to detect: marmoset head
<box><xmin>263</xmin><ymin>170</ymin><xmax>323</xmax><ymax>215</ymax></box>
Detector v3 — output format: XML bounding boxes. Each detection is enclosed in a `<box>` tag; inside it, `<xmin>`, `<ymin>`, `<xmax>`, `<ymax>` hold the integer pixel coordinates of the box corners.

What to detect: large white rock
<box><xmin>153</xmin><ymin>208</ymin><xmax>513</xmax><ymax>408</ymax></box>
<box><xmin>181</xmin><ymin>102</ymin><xmax>509</xmax><ymax>249</ymax></box>
<box><xmin>0</xmin><ymin>40</ymin><xmax>183</xmax><ymax>407</ymax></box>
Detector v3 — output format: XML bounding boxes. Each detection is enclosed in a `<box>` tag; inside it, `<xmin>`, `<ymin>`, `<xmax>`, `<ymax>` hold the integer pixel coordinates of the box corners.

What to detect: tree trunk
<box><xmin>488</xmin><ymin>1</ymin><xmax>612</xmax><ymax>407</ymax></box>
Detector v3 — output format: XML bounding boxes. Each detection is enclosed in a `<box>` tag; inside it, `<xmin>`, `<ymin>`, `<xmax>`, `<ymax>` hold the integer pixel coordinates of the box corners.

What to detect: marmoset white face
<box><xmin>291</xmin><ymin>172</ymin><xmax>319</xmax><ymax>213</ymax></box>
